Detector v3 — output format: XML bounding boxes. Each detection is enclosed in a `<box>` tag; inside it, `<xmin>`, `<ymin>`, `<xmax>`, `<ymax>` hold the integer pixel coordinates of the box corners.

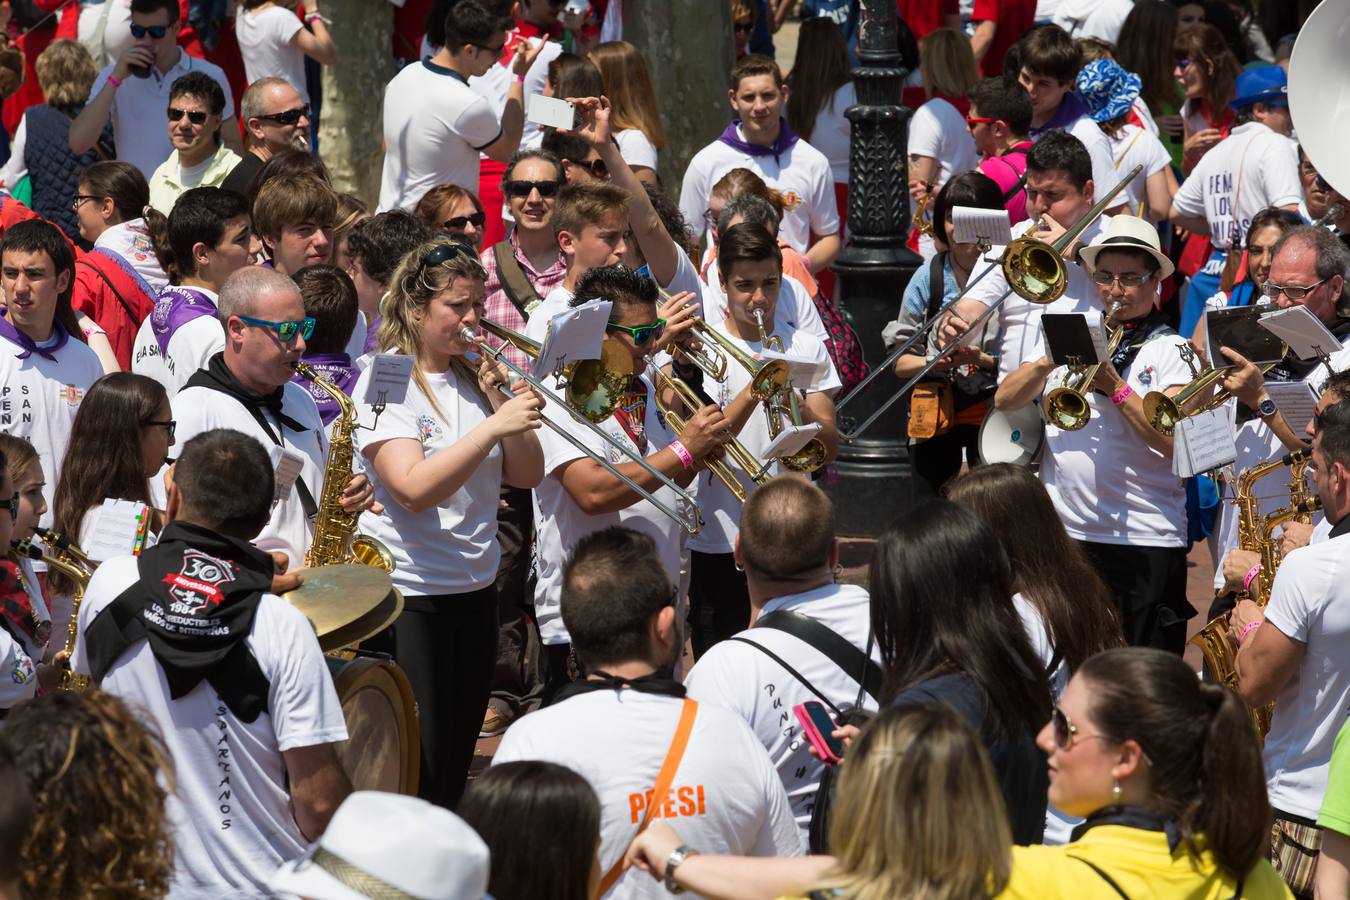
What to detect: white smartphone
<box><xmin>527</xmin><ymin>94</ymin><xmax>577</xmax><ymax>130</ymax></box>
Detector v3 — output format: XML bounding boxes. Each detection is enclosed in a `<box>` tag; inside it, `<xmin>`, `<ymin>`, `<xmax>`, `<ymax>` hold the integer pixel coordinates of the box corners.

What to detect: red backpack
<box><xmin>811</xmin><ymin>288</ymin><xmax>868</xmax><ymax>393</ymax></box>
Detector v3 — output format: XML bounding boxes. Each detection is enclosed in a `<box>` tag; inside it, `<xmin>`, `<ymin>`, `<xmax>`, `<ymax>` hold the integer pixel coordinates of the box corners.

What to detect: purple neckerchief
<box><xmin>717</xmin><ymin>118</ymin><xmax>800</xmax><ymax>164</ymax></box>
<box><xmin>364</xmin><ymin>315</ymin><xmax>382</xmax><ymax>354</ymax></box>
<box><xmin>293</xmin><ymin>352</ymin><xmax>358</xmax><ymax>426</ymax></box>
<box><xmin>1029</xmin><ymin>91</ymin><xmax>1090</xmax><ymax>140</ymax></box>
<box><xmin>150</xmin><ymin>286</ymin><xmax>218</xmax><ymax>356</ymax></box>
<box><xmin>0</xmin><ymin>312</ymin><xmax>69</xmax><ymax>362</ymax></box>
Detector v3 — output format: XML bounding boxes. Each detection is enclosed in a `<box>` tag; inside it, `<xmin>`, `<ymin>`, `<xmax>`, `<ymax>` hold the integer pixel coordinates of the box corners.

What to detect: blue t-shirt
<box><xmin>802</xmin><ymin>0</ymin><xmax>859</xmax><ymax>66</ymax></box>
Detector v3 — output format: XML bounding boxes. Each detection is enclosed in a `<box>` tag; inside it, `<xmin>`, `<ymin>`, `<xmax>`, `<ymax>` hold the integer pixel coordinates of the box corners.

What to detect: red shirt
<box><xmin>897</xmin><ymin>0</ymin><xmax>960</xmax><ymax>39</ymax></box>
<box><xmin>72</xmin><ymin>252</ymin><xmax>156</xmax><ymax>370</ymax></box>
<box><xmin>971</xmin><ymin>0</ymin><xmax>1036</xmax><ymax>78</ymax></box>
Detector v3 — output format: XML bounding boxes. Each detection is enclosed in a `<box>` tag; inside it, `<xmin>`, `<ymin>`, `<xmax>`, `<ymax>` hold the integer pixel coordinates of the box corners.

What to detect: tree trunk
<box><xmin>318</xmin><ymin>0</ymin><xmax>397</xmax><ymax>206</ymax></box>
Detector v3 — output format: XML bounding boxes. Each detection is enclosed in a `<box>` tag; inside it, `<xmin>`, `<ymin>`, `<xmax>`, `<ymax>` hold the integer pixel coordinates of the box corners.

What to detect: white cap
<box><xmin>269</xmin><ymin>791</ymin><xmax>492</xmax><ymax>900</ymax></box>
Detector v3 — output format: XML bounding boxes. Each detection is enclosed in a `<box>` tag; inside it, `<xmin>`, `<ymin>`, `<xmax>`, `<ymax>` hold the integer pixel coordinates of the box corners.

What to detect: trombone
<box><xmin>835</xmin><ymin>164</ymin><xmax>1144</xmax><ymax>442</ymax></box>
<box><xmin>754</xmin><ymin>309</ymin><xmax>827</xmax><ymax>473</ymax></box>
<box><xmin>654</xmin><ymin>285</ymin><xmax>790</xmax><ymax>402</ymax></box>
<box><xmin>1041</xmin><ymin>303</ymin><xmax>1124</xmax><ymax>431</ymax></box>
<box><xmin>461</xmin><ymin>324</ymin><xmax>704</xmax><ymax>535</ymax></box>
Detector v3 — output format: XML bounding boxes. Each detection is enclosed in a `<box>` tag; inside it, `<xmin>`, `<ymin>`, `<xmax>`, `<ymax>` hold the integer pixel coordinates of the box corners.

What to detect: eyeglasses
<box><xmin>254</xmin><ymin>104</ymin><xmax>311</xmax><ymax>126</ymax></box>
<box><xmin>606</xmin><ymin>318</ymin><xmax>666</xmax><ymax>346</ymax></box>
<box><xmin>504</xmin><ymin>179</ymin><xmax>561</xmax><ymax>199</ymax></box>
<box><xmin>144</xmin><ymin>419</ymin><xmax>176</xmax><ymax>440</ymax></box>
<box><xmin>167</xmin><ymin>107</ymin><xmax>209</xmax><ymax>125</ymax></box>
<box><xmin>702</xmin><ymin>208</ymin><xmax>720</xmax><ymax>230</ymax></box>
<box><xmin>0</xmin><ymin>493</ymin><xmax>16</xmax><ymax>522</ymax></box>
<box><xmin>571</xmin><ymin>158</ymin><xmax>609</xmax><ymax>180</ymax></box>
<box><xmin>415</xmin><ymin>241</ymin><xmax>474</xmax><ymax>279</ymax></box>
<box><xmin>238</xmin><ymin>314</ymin><xmax>316</xmax><ymax>343</ymax></box>
<box><xmin>734</xmin><ymin>20</ymin><xmax>753</xmax><ymax>34</ymax></box>
<box><xmin>1262</xmin><ymin>277</ymin><xmax>1330</xmax><ymax>301</ymax></box>
<box><xmin>1091</xmin><ymin>270</ymin><xmax>1151</xmax><ymax>288</ymax></box>
<box><xmin>130</xmin><ymin>23</ymin><xmax>169</xmax><ymax>39</ymax></box>
<box><xmin>71</xmin><ymin>194</ymin><xmax>101</xmax><ymax>211</ymax></box>
<box><xmin>472</xmin><ymin>41</ymin><xmax>506</xmax><ymax>58</ymax></box>
<box><xmin>965</xmin><ymin>116</ymin><xmax>996</xmax><ymax>127</ymax></box>
<box><xmin>442</xmin><ymin>212</ymin><xmax>487</xmax><ymax>231</ymax></box>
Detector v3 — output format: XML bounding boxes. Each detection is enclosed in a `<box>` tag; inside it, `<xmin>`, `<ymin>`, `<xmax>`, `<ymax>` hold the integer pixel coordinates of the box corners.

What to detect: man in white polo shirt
<box><xmin>685</xmin><ymin>477</ymin><xmax>877</xmax><ymax>843</ymax></box>
<box><xmin>377</xmin><ymin>0</ymin><xmax>545</xmax><ymax>213</ymax></box>
<box><xmin>494</xmin><ymin>525</ymin><xmax>802</xmax><ymax>900</ymax></box>
<box><xmin>70</xmin><ymin>0</ymin><xmax>241</xmax><ymax>179</ymax></box>
<box><xmin>0</xmin><ymin>220</ymin><xmax>103</xmax><ymax>526</ymax></box>
<box><xmin>678</xmin><ymin>54</ymin><xmax>841</xmax><ymax>274</ymax></box>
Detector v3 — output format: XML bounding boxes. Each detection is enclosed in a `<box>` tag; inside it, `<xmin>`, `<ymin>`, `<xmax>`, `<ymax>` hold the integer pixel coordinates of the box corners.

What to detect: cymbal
<box><xmin>284</xmin><ymin>564</ymin><xmax>404</xmax><ymax>652</ymax></box>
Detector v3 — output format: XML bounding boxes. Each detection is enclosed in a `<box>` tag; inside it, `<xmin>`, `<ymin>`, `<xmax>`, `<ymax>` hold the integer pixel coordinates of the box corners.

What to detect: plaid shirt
<box><xmin>481</xmin><ymin>229</ymin><xmax>568</xmax><ymax>370</ymax></box>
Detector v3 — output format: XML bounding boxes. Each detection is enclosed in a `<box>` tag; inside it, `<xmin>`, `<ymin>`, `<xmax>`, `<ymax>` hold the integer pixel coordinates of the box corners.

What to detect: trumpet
<box><xmin>652</xmin><ymin>285</ymin><xmax>789</xmax><ymax>401</ymax></box>
<box><xmin>754</xmin><ymin>309</ymin><xmax>827</xmax><ymax>473</ymax></box>
<box><xmin>836</xmin><ymin>164</ymin><xmax>1145</xmax><ymax>442</ymax></box>
<box><xmin>461</xmin><ymin>325</ymin><xmax>703</xmax><ymax>534</ymax></box>
<box><xmin>914</xmin><ymin>179</ymin><xmax>938</xmax><ymax>238</ymax></box>
<box><xmin>1141</xmin><ymin>359</ymin><xmax>1280</xmax><ymax>436</ymax></box>
<box><xmin>1041</xmin><ymin>304</ymin><xmax>1124</xmax><ymax>431</ymax></box>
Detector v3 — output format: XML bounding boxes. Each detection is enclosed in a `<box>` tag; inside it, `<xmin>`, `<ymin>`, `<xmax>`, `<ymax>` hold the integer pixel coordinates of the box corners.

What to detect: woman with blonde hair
<box><xmin>0</xmin><ymin>39</ymin><xmax>112</xmax><ymax>248</ymax></box>
<box><xmin>354</xmin><ymin>238</ymin><xmax>544</xmax><ymax>809</ymax></box>
<box><xmin>909</xmin><ymin>28</ymin><xmax>980</xmax><ymax>260</ymax></box>
<box><xmin>589</xmin><ymin>41</ymin><xmax>666</xmax><ymax>185</ymax></box>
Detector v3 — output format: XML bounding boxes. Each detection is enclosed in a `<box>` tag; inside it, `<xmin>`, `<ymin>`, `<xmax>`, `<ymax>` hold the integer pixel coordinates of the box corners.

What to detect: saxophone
<box><xmin>13</xmin><ymin>534</ymin><xmax>95</xmax><ymax>692</ymax></box>
<box><xmin>295</xmin><ymin>362</ymin><xmax>395</xmax><ymax>572</ymax></box>
<box><xmin>1189</xmin><ymin>449</ymin><xmax>1313</xmax><ymax>737</ymax></box>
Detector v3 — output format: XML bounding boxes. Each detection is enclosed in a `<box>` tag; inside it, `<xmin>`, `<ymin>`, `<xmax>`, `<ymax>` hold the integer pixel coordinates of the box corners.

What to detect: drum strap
<box><xmin>596</xmin><ymin>698</ymin><xmax>699</xmax><ymax>896</ymax></box>
<box><xmin>311</xmin><ymin>847</ymin><xmax>419</xmax><ymax>899</ymax></box>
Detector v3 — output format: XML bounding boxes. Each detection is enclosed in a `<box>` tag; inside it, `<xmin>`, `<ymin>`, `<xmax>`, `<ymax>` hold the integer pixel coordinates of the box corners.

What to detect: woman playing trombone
<box><xmin>995</xmin><ymin>218</ymin><xmax>1195</xmax><ymax>654</ymax></box>
<box><xmin>354</xmin><ymin>238</ymin><xmax>545</xmax><ymax>810</ymax></box>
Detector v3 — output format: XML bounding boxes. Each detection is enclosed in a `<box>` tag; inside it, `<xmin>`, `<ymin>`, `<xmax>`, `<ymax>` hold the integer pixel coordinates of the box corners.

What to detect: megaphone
<box><xmin>1289</xmin><ymin>0</ymin><xmax>1350</xmax><ymax>198</ymax></box>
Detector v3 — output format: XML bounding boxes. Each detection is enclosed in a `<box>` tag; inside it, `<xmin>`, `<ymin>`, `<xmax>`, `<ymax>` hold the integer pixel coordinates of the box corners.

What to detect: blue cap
<box><xmin>1230</xmin><ymin>65</ymin><xmax>1288</xmax><ymax>110</ymax></box>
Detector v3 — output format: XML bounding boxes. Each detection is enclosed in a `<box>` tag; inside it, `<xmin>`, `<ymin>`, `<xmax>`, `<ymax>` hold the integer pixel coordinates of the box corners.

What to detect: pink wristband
<box><xmin>1238</xmin><ymin>620</ymin><xmax>1263</xmax><ymax>644</ymax></box>
<box><xmin>515</xmin><ymin>73</ymin><xmax>526</xmax><ymax>84</ymax></box>
<box><xmin>107</xmin><ymin>73</ymin><xmax>122</xmax><ymax>89</ymax></box>
<box><xmin>305</xmin><ymin>13</ymin><xmax>322</xmax><ymax>24</ymax></box>
<box><xmin>1110</xmin><ymin>384</ymin><xmax>1134</xmax><ymax>406</ymax></box>
<box><xmin>1242</xmin><ymin>562</ymin><xmax>1263</xmax><ymax>593</ymax></box>
<box><xmin>669</xmin><ymin>440</ymin><xmax>695</xmax><ymax>470</ymax></box>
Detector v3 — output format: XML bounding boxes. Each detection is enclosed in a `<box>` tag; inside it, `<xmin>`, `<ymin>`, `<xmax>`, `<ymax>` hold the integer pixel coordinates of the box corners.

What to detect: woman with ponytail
<box><xmin>1003</xmin><ymin>646</ymin><xmax>1290</xmax><ymax>898</ymax></box>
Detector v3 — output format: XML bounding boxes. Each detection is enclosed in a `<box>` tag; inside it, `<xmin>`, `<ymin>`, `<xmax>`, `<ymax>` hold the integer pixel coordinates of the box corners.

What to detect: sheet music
<box><xmin>1265</xmin><ymin>381</ymin><xmax>1321</xmax><ymax>434</ymax></box>
<box><xmin>1173</xmin><ymin>406</ymin><xmax>1237</xmax><ymax>478</ymax></box>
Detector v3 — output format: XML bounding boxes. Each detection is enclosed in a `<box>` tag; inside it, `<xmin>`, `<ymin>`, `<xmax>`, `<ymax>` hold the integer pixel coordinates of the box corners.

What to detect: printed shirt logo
<box><xmin>10</xmin><ymin>654</ymin><xmax>33</xmax><ymax>684</ymax></box>
<box><xmin>58</xmin><ymin>384</ymin><xmax>84</xmax><ymax>407</ymax></box>
<box><xmin>416</xmin><ymin>414</ymin><xmax>443</xmax><ymax>446</ymax></box>
<box><xmin>162</xmin><ymin>549</ymin><xmax>236</xmax><ymax>616</ymax></box>
<box><xmin>781</xmin><ymin>190</ymin><xmax>803</xmax><ymax>210</ymax></box>
<box><xmin>1137</xmin><ymin>366</ymin><xmax>1155</xmax><ymax>387</ymax></box>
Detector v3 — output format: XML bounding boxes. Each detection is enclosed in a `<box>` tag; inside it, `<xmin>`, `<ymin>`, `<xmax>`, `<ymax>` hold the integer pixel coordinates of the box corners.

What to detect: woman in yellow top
<box><xmin>1005</xmin><ymin>646</ymin><xmax>1291</xmax><ymax>899</ymax></box>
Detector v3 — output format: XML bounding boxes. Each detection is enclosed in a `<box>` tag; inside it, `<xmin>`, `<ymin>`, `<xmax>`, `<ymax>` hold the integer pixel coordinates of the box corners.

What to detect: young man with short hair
<box><xmin>541</xmin><ymin>128</ymin><xmax>608</xmax><ymax>185</ymax></box>
<box><xmin>148</xmin><ymin>72</ymin><xmax>241</xmax><ymax>213</ymax></box>
<box><xmin>343</xmin><ymin>210</ymin><xmax>433</xmax><ymax>354</ymax></box>
<box><xmin>133</xmin><ymin>187</ymin><xmax>255</xmax><ymax>394</ymax></box>
<box><xmin>377</xmin><ymin>0</ymin><xmax>546</xmax><ymax>212</ymax></box>
<box><xmin>0</xmin><ymin>220</ymin><xmax>103</xmax><ymax>522</ymax></box>
<box><xmin>289</xmin><ymin>264</ymin><xmax>359</xmax><ymax>428</ymax></box>
<box><xmin>253</xmin><ymin>173</ymin><xmax>336</xmax><ymax>276</ymax></box>
<box><xmin>222</xmin><ymin>77</ymin><xmax>312</xmax><ymax>196</ymax></box>
<box><xmin>968</xmin><ymin>76</ymin><xmax>1035</xmax><ymax>224</ymax></box>
<box><xmin>679</xmin><ymin>55</ymin><xmax>841</xmax><ymax>274</ymax></box>
<box><xmin>70</xmin><ymin>0</ymin><xmax>241</xmax><ymax>177</ymax></box>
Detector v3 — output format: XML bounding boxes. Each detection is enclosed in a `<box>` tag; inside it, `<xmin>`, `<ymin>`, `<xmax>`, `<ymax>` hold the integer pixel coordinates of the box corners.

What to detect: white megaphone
<box><xmin>1289</xmin><ymin>0</ymin><xmax>1350</xmax><ymax>198</ymax></box>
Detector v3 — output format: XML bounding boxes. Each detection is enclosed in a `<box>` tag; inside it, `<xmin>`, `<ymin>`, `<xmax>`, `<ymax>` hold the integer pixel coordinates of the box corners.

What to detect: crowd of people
<box><xmin>0</xmin><ymin>0</ymin><xmax>1345</xmax><ymax>898</ymax></box>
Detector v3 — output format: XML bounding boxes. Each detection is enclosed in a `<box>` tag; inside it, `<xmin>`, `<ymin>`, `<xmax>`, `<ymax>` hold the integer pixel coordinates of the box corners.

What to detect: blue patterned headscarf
<box><xmin>1075</xmin><ymin>58</ymin><xmax>1143</xmax><ymax>124</ymax></box>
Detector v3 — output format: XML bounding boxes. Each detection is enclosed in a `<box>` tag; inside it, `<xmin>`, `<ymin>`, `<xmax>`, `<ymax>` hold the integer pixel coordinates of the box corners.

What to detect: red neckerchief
<box><xmin>0</xmin><ymin>558</ymin><xmax>47</xmax><ymax>650</ymax></box>
<box><xmin>613</xmin><ymin>378</ymin><xmax>648</xmax><ymax>454</ymax></box>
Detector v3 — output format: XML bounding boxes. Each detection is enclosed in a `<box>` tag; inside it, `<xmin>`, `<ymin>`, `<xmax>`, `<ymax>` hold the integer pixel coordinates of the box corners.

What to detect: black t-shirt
<box><xmin>220</xmin><ymin>152</ymin><xmax>265</xmax><ymax>198</ymax></box>
<box><xmin>892</xmin><ymin>671</ymin><xmax>1048</xmax><ymax>844</ymax></box>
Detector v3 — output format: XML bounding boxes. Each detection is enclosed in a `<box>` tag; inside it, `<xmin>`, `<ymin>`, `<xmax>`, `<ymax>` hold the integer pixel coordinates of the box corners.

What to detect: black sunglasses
<box><xmin>0</xmin><ymin>492</ymin><xmax>16</xmax><ymax>522</ymax></box>
<box><xmin>473</xmin><ymin>41</ymin><xmax>506</xmax><ymax>58</ymax></box>
<box><xmin>255</xmin><ymin>104</ymin><xmax>311</xmax><ymax>126</ymax></box>
<box><xmin>416</xmin><ymin>242</ymin><xmax>475</xmax><ymax>278</ymax></box>
<box><xmin>504</xmin><ymin>179</ymin><xmax>561</xmax><ymax>199</ymax></box>
<box><xmin>168</xmin><ymin>107</ymin><xmax>208</xmax><ymax>125</ymax></box>
<box><xmin>442</xmin><ymin>212</ymin><xmax>486</xmax><ymax>231</ymax></box>
<box><xmin>569</xmin><ymin>158</ymin><xmax>609</xmax><ymax>180</ymax></box>
<box><xmin>130</xmin><ymin>23</ymin><xmax>169</xmax><ymax>39</ymax></box>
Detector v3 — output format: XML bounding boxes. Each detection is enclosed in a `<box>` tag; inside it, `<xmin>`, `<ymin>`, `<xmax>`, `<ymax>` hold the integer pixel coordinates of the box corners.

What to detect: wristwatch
<box><xmin>664</xmin><ymin>845</ymin><xmax>700</xmax><ymax>894</ymax></box>
<box><xmin>1257</xmin><ymin>396</ymin><xmax>1278</xmax><ymax>418</ymax></box>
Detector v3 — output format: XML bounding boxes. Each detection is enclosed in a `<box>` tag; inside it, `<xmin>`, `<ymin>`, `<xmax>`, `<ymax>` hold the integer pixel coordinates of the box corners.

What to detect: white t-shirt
<box><xmin>235</xmin><ymin>6</ymin><xmax>308</xmax><ymax>103</ymax></box>
<box><xmin>0</xmin><ymin>329</ymin><xmax>103</xmax><ymax>528</ymax></box>
<box><xmin>466</xmin><ymin>35</ymin><xmax>561</xmax><ymax>151</ymax></box>
<box><xmin>1062</xmin><ymin>114</ymin><xmax>1124</xmax><ymax>206</ymax></box>
<box><xmin>1052</xmin><ymin>0</ymin><xmax>1133</xmax><ymax>42</ymax></box>
<box><xmin>1040</xmin><ymin>332</ymin><xmax>1192</xmax><ymax>548</ymax></box>
<box><xmin>1013</xmin><ymin>592</ymin><xmax>1079</xmax><ymax>845</ymax></box>
<box><xmin>353</xmin><ymin>363</ymin><xmax>502</xmax><ymax>596</ymax></box>
<box><xmin>684</xmin><ymin>584</ymin><xmax>878</xmax><ymax>836</ymax></box>
<box><xmin>908</xmin><ymin>96</ymin><xmax>979</xmax><ymax>195</ymax></box>
<box><xmin>1262</xmin><ymin>530</ymin><xmax>1350</xmax><ymax>819</ymax></box>
<box><xmin>685</xmin><ymin>314</ymin><xmax>840</xmax><ymax>554</ymax></box>
<box><xmin>678</xmin><ymin>128</ymin><xmax>840</xmax><ymax>254</ymax></box>
<box><xmin>88</xmin><ymin>52</ymin><xmax>236</xmax><ymax>178</ymax></box>
<box><xmin>131</xmin><ymin>288</ymin><xmax>225</xmax><ymax>395</ymax></box>
<box><xmin>808</xmin><ymin>81</ymin><xmax>856</xmax><ymax>184</ymax></box>
<box><xmin>378</xmin><ymin>61</ymin><xmax>502</xmax><ymax>213</ymax></box>
<box><xmin>615</xmin><ymin>129</ymin><xmax>659</xmax><ymax>172</ymax></box>
<box><xmin>494</xmin><ymin>690</ymin><xmax>803</xmax><ymax>899</ymax></box>
<box><xmin>965</xmin><ymin>215</ymin><xmax>1110</xmax><ymax>381</ymax></box>
<box><xmin>73</xmin><ymin>555</ymin><xmax>347</xmax><ymax>899</ymax></box>
<box><xmin>701</xmin><ymin>260</ymin><xmax>830</xmax><ymax>348</ymax></box>
<box><xmin>1171</xmin><ymin>122</ymin><xmax>1302</xmax><ymax>251</ymax></box>
<box><xmin>0</xmin><ymin>621</ymin><xmax>36</xmax><ymax>711</ymax></box>
<box><xmin>1107</xmin><ymin>124</ymin><xmax>1172</xmax><ymax>218</ymax></box>
<box><xmin>173</xmin><ymin>381</ymin><xmax>328</xmax><ymax>569</ymax></box>
<box><xmin>531</xmin><ymin>372</ymin><xmax>686</xmax><ymax>645</ymax></box>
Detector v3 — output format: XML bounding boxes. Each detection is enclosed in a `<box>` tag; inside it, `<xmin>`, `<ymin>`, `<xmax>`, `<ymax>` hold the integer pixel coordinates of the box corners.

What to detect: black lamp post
<box><xmin>824</xmin><ymin>0</ymin><xmax>926</xmax><ymax>537</ymax></box>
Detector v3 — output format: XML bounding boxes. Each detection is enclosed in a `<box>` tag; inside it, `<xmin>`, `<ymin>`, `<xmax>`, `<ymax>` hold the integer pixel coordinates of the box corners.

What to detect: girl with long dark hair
<box><xmin>1172</xmin><ymin>24</ymin><xmax>1240</xmax><ymax>174</ymax></box>
<box><xmin>786</xmin><ymin>18</ymin><xmax>854</xmax><ymax>238</ymax></box>
<box><xmin>1116</xmin><ymin>1</ymin><xmax>1185</xmax><ymax>164</ymax></box>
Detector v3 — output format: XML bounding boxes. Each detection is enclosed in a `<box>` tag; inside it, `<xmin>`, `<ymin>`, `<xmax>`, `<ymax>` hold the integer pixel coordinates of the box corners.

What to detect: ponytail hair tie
<box><xmin>143</xmin><ymin>205</ymin><xmax>155</xmax><ymax>219</ymax></box>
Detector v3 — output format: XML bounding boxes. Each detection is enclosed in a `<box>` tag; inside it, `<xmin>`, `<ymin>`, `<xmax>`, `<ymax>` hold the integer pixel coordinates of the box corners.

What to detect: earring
<box><xmin>734</xmin><ymin>560</ymin><xmax>744</xmax><ymax>573</ymax></box>
<box><xmin>1112</xmin><ymin>779</ymin><xmax>1121</xmax><ymax>801</ymax></box>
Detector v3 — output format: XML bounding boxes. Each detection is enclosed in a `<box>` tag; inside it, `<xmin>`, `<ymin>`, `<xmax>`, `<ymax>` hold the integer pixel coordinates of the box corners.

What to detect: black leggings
<box><xmin>688</xmin><ymin>550</ymin><xmax>751</xmax><ymax>659</ymax></box>
<box><xmin>1077</xmin><ymin>541</ymin><xmax>1191</xmax><ymax>654</ymax></box>
<box><xmin>367</xmin><ymin>586</ymin><xmax>498</xmax><ymax>810</ymax></box>
<box><xmin>909</xmin><ymin>423</ymin><xmax>982</xmax><ymax>497</ymax></box>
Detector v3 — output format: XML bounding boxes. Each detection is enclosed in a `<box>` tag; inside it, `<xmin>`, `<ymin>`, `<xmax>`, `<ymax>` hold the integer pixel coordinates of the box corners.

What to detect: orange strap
<box><xmin>596</xmin><ymin>698</ymin><xmax>699</xmax><ymax>898</ymax></box>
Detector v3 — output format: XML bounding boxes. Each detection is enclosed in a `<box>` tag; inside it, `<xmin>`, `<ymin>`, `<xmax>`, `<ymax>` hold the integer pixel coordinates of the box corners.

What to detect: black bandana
<box><xmin>552</xmin><ymin>668</ymin><xmax>686</xmax><ymax>705</ymax></box>
<box><xmin>1071</xmin><ymin>805</ymin><xmax>1185</xmax><ymax>853</ymax></box>
<box><xmin>1110</xmin><ymin>308</ymin><xmax>1174</xmax><ymax>375</ymax></box>
<box><xmin>86</xmin><ymin>522</ymin><xmax>276</xmax><ymax>722</ymax></box>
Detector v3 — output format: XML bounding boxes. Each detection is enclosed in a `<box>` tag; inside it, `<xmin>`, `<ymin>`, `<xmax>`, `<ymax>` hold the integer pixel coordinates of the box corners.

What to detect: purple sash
<box><xmin>292</xmin><ymin>352</ymin><xmax>358</xmax><ymax>426</ymax></box>
<box><xmin>151</xmin><ymin>286</ymin><xmax>218</xmax><ymax>356</ymax></box>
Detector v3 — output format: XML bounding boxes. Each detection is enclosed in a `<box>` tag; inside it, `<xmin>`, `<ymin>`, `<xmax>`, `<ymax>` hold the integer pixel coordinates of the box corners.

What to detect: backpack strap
<box><xmin>728</xmin><ymin>635</ymin><xmax>845</xmax><ymax>719</ymax></box>
<box><xmin>751</xmin><ymin>609</ymin><xmax>884</xmax><ymax>703</ymax></box>
<box><xmin>1067</xmin><ymin>857</ymin><xmax>1130</xmax><ymax>899</ymax></box>
<box><xmin>76</xmin><ymin>257</ymin><xmax>140</xmax><ymax>325</ymax></box>
<box><xmin>925</xmin><ymin>252</ymin><xmax>948</xmax><ymax>321</ymax></box>
<box><xmin>491</xmin><ymin>240</ymin><xmax>541</xmax><ymax>320</ymax></box>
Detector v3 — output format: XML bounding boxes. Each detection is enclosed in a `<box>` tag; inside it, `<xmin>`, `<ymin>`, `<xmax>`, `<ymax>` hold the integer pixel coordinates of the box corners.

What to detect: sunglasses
<box><xmin>442</xmin><ymin>212</ymin><xmax>487</xmax><ymax>231</ymax></box>
<box><xmin>571</xmin><ymin>157</ymin><xmax>609</xmax><ymax>180</ymax></box>
<box><xmin>965</xmin><ymin>116</ymin><xmax>996</xmax><ymax>127</ymax></box>
<box><xmin>1262</xmin><ymin>277</ymin><xmax>1330</xmax><ymax>301</ymax></box>
<box><xmin>1049</xmin><ymin>706</ymin><xmax>1112</xmax><ymax>751</ymax></box>
<box><xmin>1174</xmin><ymin>57</ymin><xmax>1193</xmax><ymax>69</ymax></box>
<box><xmin>606</xmin><ymin>318</ymin><xmax>666</xmax><ymax>346</ymax></box>
<box><xmin>473</xmin><ymin>41</ymin><xmax>506</xmax><ymax>58</ymax></box>
<box><xmin>71</xmin><ymin>193</ymin><xmax>101</xmax><ymax>210</ymax></box>
<box><xmin>255</xmin><ymin>104</ymin><xmax>311</xmax><ymax>126</ymax></box>
<box><xmin>168</xmin><ymin>107</ymin><xmax>209</xmax><ymax>125</ymax></box>
<box><xmin>734</xmin><ymin>20</ymin><xmax>753</xmax><ymax>34</ymax></box>
<box><xmin>504</xmin><ymin>179</ymin><xmax>561</xmax><ymax>199</ymax></box>
<box><xmin>130</xmin><ymin>23</ymin><xmax>169</xmax><ymax>39</ymax></box>
<box><xmin>238</xmin><ymin>314</ymin><xmax>316</xmax><ymax>343</ymax></box>
<box><xmin>0</xmin><ymin>492</ymin><xmax>16</xmax><ymax>522</ymax></box>
<box><xmin>1091</xmin><ymin>270</ymin><xmax>1150</xmax><ymax>288</ymax></box>
<box><xmin>144</xmin><ymin>418</ymin><xmax>177</xmax><ymax>440</ymax></box>
<box><xmin>416</xmin><ymin>241</ymin><xmax>474</xmax><ymax>279</ymax></box>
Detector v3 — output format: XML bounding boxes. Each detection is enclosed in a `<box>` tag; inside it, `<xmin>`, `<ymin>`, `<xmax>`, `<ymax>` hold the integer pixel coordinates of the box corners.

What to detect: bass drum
<box><xmin>324</xmin><ymin>656</ymin><xmax>420</xmax><ymax>796</ymax></box>
<box><xmin>978</xmin><ymin>405</ymin><xmax>1046</xmax><ymax>467</ymax></box>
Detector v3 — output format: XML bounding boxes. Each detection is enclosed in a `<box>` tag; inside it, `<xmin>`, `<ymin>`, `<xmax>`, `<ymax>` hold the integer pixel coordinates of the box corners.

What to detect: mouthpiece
<box><xmin>1283</xmin><ymin>448</ymin><xmax>1312</xmax><ymax>465</ymax></box>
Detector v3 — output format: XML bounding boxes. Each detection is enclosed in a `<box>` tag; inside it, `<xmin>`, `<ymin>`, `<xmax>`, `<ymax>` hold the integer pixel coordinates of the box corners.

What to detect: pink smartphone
<box><xmin>793</xmin><ymin>701</ymin><xmax>844</xmax><ymax>765</ymax></box>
